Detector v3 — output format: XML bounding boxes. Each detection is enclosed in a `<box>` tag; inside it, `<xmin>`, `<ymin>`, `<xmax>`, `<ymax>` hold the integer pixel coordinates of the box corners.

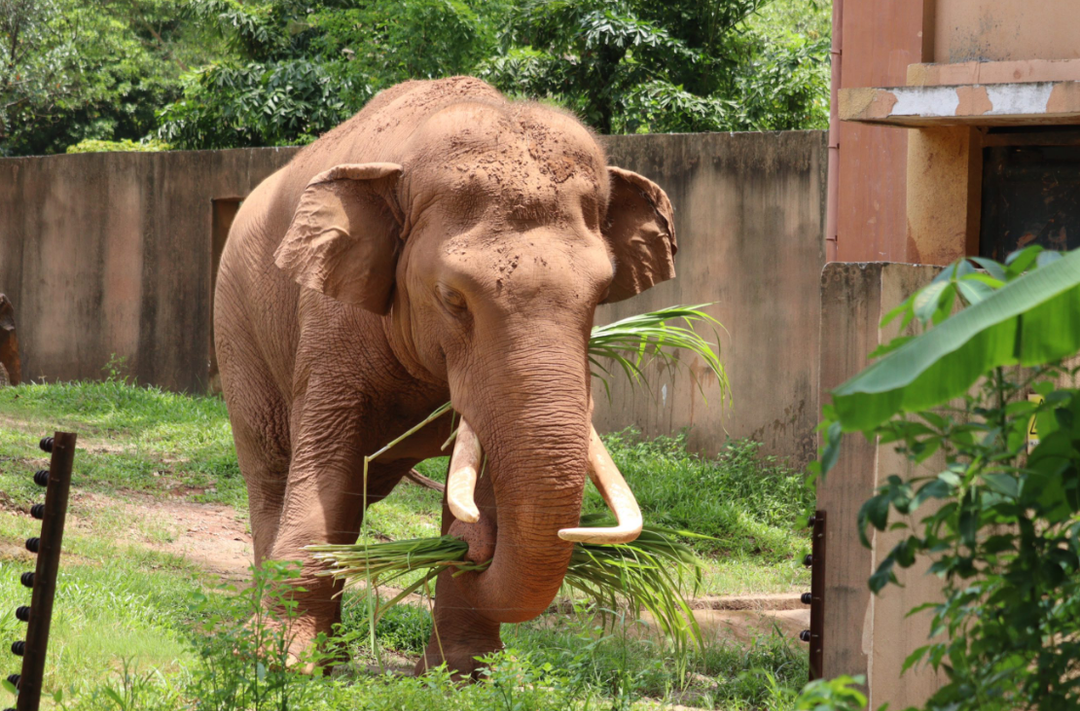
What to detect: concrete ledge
<box><xmin>906</xmin><ymin>59</ymin><xmax>1080</xmax><ymax>87</ymax></box>
<box><xmin>839</xmin><ymin>81</ymin><xmax>1080</xmax><ymax>127</ymax></box>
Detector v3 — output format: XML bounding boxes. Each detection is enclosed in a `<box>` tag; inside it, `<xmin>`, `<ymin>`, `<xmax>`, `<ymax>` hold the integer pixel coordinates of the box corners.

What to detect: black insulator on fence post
<box><xmin>799</xmin><ymin>630</ymin><xmax>811</xmax><ymax>643</ymax></box>
<box><xmin>31</xmin><ymin>471</ymin><xmax>47</xmax><ymax>488</ymax></box>
<box><xmin>801</xmin><ymin>592</ymin><xmax>812</xmax><ymax>605</ymax></box>
<box><xmin>14</xmin><ymin>608</ymin><xmax>29</xmax><ymax>623</ymax></box>
<box><xmin>6</xmin><ymin>675</ymin><xmax>18</xmax><ymax>690</ymax></box>
<box><xmin>37</xmin><ymin>438</ymin><xmax>52</xmax><ymax>454</ymax></box>
<box><xmin>23</xmin><ymin>539</ymin><xmax>38</xmax><ymax>555</ymax></box>
<box><xmin>28</xmin><ymin>505</ymin><xmax>43</xmax><ymax>521</ymax></box>
<box><xmin>802</xmin><ymin>553</ymin><xmax>813</xmax><ymax>568</ymax></box>
<box><xmin>18</xmin><ymin>574</ymin><xmax>32</xmax><ymax>589</ymax></box>
<box><xmin>9</xmin><ymin>642</ymin><xmax>23</xmax><ymax>657</ymax></box>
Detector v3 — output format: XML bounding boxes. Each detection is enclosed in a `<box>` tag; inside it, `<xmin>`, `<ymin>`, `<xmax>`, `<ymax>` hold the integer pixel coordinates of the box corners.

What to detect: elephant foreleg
<box><xmin>417</xmin><ymin>459</ymin><xmax>503</xmax><ymax>677</ymax></box>
<box><xmin>418</xmin><ymin>569</ymin><xmax>503</xmax><ymax>678</ymax></box>
<box><xmin>268</xmin><ymin>411</ymin><xmax>409</xmax><ymax>664</ymax></box>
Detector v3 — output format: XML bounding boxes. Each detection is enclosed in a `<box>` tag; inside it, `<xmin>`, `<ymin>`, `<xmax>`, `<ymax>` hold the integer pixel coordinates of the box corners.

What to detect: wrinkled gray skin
<box><xmin>214</xmin><ymin>77</ymin><xmax>677</xmax><ymax>677</ymax></box>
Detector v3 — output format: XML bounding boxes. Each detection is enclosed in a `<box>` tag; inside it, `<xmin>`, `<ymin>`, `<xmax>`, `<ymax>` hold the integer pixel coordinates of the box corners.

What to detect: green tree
<box><xmin>158</xmin><ymin>0</ymin><xmax>829</xmax><ymax>149</ymax></box>
<box><xmin>1</xmin><ymin>0</ymin><xmax>214</xmax><ymax>156</ymax></box>
<box><xmin>4</xmin><ymin>0</ymin><xmax>830</xmax><ymax>152</ymax></box>
<box><xmin>0</xmin><ymin>0</ymin><xmax>78</xmax><ymax>150</ymax></box>
<box><xmin>157</xmin><ymin>0</ymin><xmax>508</xmax><ymax>149</ymax></box>
<box><xmin>480</xmin><ymin>0</ymin><xmax>829</xmax><ymax>134</ymax></box>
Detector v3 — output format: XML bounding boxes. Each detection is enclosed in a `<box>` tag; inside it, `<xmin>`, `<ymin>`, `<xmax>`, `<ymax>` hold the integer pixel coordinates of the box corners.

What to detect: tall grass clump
<box><xmin>593</xmin><ymin>430</ymin><xmax>812</xmax><ymax>562</ymax></box>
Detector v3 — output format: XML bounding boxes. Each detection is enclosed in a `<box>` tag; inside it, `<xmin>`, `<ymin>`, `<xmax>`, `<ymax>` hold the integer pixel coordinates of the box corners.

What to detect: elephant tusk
<box><xmin>558</xmin><ymin>426</ymin><xmax>643</xmax><ymax>544</ymax></box>
<box><xmin>446</xmin><ymin>418</ymin><xmax>481</xmax><ymax>524</ymax></box>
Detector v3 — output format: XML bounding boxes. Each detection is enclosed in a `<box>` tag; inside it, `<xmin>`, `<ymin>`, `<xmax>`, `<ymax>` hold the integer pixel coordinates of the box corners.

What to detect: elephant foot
<box><xmin>414</xmin><ymin>589</ymin><xmax>503</xmax><ymax>679</ymax></box>
<box><xmin>242</xmin><ymin>608</ymin><xmax>349</xmax><ymax>675</ymax></box>
<box><xmin>414</xmin><ymin>632</ymin><xmax>503</xmax><ymax>680</ymax></box>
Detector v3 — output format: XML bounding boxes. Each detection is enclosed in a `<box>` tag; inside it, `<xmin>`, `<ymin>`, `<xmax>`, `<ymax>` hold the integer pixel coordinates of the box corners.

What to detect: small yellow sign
<box><xmin>1028</xmin><ymin>394</ymin><xmax>1044</xmax><ymax>454</ymax></box>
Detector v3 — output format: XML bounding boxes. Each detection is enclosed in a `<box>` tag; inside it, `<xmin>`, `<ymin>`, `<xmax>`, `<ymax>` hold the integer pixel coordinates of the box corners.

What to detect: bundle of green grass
<box><xmin>307</xmin><ymin>306</ymin><xmax>726</xmax><ymax>651</ymax></box>
<box><xmin>307</xmin><ymin>514</ymin><xmax>708</xmax><ymax>649</ymax></box>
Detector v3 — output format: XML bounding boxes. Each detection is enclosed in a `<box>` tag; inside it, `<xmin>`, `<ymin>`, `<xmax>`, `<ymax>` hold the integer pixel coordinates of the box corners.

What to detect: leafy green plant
<box><xmin>792</xmin><ymin>675</ymin><xmax>867</xmax><ymax>711</ymax></box>
<box><xmin>187</xmin><ymin>560</ymin><xmax>316</xmax><ymax>711</ymax></box>
<box><xmin>102</xmin><ymin>353</ymin><xmax>132</xmax><ymax>384</ymax></box>
<box><xmin>828</xmin><ymin>248</ymin><xmax>1079</xmax><ymax>432</ymax></box>
<box><xmin>810</xmin><ymin>246</ymin><xmax>1080</xmax><ymax>711</ymax></box>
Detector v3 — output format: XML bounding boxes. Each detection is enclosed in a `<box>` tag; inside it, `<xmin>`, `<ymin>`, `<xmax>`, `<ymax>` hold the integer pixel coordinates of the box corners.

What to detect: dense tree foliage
<box><xmin>1</xmin><ymin>0</ymin><xmax>216</xmax><ymax>155</ymax></box>
<box><xmin>157</xmin><ymin>0</ymin><xmax>507</xmax><ymax>148</ymax></box>
<box><xmin>480</xmin><ymin>0</ymin><xmax>828</xmax><ymax>134</ymax></box>
<box><xmin>1</xmin><ymin>0</ymin><xmax>830</xmax><ymax>155</ymax></box>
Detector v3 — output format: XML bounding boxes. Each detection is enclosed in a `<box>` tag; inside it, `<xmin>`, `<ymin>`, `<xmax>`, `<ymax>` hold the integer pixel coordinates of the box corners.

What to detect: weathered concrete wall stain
<box><xmin>840</xmin><ymin>80</ymin><xmax>1080</xmax><ymax>125</ymax></box>
<box><xmin>935</xmin><ymin>0</ymin><xmax>1080</xmax><ymax>64</ymax></box>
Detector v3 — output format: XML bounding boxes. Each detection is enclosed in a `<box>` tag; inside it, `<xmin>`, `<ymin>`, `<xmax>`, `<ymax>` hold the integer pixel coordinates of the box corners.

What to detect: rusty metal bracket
<box><xmin>6</xmin><ymin>432</ymin><xmax>76</xmax><ymax>711</ymax></box>
<box><xmin>799</xmin><ymin>510</ymin><xmax>826</xmax><ymax>681</ymax></box>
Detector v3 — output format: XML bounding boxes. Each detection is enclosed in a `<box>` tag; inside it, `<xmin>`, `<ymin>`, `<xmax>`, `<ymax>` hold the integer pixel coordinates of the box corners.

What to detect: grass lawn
<box><xmin>0</xmin><ymin>381</ymin><xmax>813</xmax><ymax>709</ymax></box>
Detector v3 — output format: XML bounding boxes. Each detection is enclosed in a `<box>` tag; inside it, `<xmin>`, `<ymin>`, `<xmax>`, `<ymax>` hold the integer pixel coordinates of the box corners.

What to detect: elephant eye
<box><xmin>437</xmin><ymin>284</ymin><xmax>468</xmax><ymax>315</ymax></box>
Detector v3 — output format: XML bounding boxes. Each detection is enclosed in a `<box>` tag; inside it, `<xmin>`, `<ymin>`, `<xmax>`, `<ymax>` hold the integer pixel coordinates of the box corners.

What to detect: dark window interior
<box><xmin>980</xmin><ymin>144</ymin><xmax>1080</xmax><ymax>260</ymax></box>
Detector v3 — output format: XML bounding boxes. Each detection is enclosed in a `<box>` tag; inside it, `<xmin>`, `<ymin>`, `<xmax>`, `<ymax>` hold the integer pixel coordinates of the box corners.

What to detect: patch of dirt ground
<box><xmin>67</xmin><ymin>491</ymin><xmax>253</xmax><ymax>582</ymax></box>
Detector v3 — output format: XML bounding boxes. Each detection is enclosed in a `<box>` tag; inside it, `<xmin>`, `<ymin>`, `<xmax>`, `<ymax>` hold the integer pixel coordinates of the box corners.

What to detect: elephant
<box><xmin>213</xmin><ymin>76</ymin><xmax>677</xmax><ymax>677</ymax></box>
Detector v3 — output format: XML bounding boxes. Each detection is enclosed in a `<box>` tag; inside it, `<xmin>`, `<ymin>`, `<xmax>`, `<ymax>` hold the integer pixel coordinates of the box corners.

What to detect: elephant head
<box><xmin>273</xmin><ymin>101</ymin><xmax>676</xmax><ymax>626</ymax></box>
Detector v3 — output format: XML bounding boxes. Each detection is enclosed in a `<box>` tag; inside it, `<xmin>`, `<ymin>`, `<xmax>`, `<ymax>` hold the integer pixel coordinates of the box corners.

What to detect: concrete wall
<box><xmin>0</xmin><ymin>131</ymin><xmax>826</xmax><ymax>462</ymax></box>
<box><xmin>0</xmin><ymin>148</ymin><xmax>298</xmax><ymax>393</ymax></box>
<box><xmin>818</xmin><ymin>262</ymin><xmax>945</xmax><ymax>705</ymax></box>
<box><xmin>594</xmin><ymin>132</ymin><xmax>828</xmax><ymax>462</ymax></box>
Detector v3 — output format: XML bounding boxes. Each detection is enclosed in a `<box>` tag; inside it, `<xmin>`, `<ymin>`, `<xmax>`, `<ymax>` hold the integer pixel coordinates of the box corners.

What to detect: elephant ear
<box><xmin>274</xmin><ymin>163</ymin><xmax>404</xmax><ymax>314</ymax></box>
<box><xmin>601</xmin><ymin>166</ymin><xmax>677</xmax><ymax>304</ymax></box>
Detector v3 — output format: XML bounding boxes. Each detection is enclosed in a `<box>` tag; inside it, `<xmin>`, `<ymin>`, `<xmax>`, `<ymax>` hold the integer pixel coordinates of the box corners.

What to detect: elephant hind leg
<box><xmin>232</xmin><ymin>412</ymin><xmax>290</xmax><ymax>564</ymax></box>
<box><xmin>218</xmin><ymin>344</ymin><xmax>291</xmax><ymax>563</ymax></box>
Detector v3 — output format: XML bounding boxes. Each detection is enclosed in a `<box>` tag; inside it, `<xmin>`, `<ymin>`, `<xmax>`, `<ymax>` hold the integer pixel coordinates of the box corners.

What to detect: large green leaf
<box><xmin>831</xmin><ymin>249</ymin><xmax>1080</xmax><ymax>432</ymax></box>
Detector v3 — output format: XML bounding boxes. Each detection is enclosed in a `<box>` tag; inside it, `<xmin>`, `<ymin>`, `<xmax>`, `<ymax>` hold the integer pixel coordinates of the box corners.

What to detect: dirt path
<box><xmin>66</xmin><ymin>491</ymin><xmax>254</xmax><ymax>583</ymax></box>
<box><xmin>145</xmin><ymin>499</ymin><xmax>254</xmax><ymax>581</ymax></box>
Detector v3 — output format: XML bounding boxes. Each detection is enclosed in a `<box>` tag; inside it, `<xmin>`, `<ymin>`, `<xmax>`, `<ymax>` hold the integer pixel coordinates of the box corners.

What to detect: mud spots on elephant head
<box><xmin>515</xmin><ymin>107</ymin><xmax>604</xmax><ymax>191</ymax></box>
<box><xmin>493</xmin><ymin>246</ymin><xmax>521</xmax><ymax>279</ymax></box>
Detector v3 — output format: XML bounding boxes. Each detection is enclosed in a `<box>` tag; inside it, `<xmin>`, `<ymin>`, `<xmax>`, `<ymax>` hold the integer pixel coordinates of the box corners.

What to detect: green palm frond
<box><xmin>589</xmin><ymin>304</ymin><xmax>729</xmax><ymax>405</ymax></box>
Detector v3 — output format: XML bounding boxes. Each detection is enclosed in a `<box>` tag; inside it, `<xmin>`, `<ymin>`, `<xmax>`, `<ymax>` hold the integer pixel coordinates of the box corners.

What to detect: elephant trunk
<box><xmin>448</xmin><ymin>358</ymin><xmax>591</xmax><ymax>624</ymax></box>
